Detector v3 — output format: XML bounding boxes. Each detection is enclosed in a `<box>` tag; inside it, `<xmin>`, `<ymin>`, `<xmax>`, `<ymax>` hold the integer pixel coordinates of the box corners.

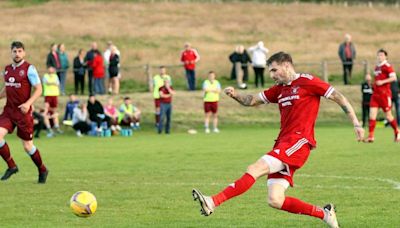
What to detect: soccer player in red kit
<box><xmin>192</xmin><ymin>52</ymin><xmax>364</xmax><ymax>228</ymax></box>
<box><xmin>0</xmin><ymin>41</ymin><xmax>49</xmax><ymax>183</ymax></box>
<box><xmin>365</xmin><ymin>49</ymin><xmax>399</xmax><ymax>143</ymax></box>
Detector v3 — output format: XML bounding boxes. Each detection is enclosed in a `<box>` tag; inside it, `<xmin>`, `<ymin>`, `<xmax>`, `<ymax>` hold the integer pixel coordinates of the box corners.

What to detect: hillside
<box><xmin>0</xmin><ymin>1</ymin><xmax>399</xmax><ymax>87</ymax></box>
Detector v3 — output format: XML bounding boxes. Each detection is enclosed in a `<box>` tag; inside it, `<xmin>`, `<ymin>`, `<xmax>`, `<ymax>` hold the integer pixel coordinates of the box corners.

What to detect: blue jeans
<box><xmin>185</xmin><ymin>69</ymin><xmax>196</xmax><ymax>91</ymax></box>
<box><xmin>158</xmin><ymin>103</ymin><xmax>171</xmax><ymax>134</ymax></box>
<box><xmin>94</xmin><ymin>78</ymin><xmax>105</xmax><ymax>95</ymax></box>
<box><xmin>58</xmin><ymin>71</ymin><xmax>67</xmax><ymax>95</ymax></box>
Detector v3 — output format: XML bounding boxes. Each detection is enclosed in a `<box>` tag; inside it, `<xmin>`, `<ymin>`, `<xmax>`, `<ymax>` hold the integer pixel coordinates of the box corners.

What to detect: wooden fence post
<box><xmin>145</xmin><ymin>64</ymin><xmax>152</xmax><ymax>92</ymax></box>
<box><xmin>321</xmin><ymin>60</ymin><xmax>328</xmax><ymax>82</ymax></box>
<box><xmin>363</xmin><ymin>60</ymin><xmax>370</xmax><ymax>76</ymax></box>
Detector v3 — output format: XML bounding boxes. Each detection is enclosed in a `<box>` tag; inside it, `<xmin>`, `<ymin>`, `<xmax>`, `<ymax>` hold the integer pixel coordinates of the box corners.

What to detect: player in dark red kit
<box><xmin>0</xmin><ymin>41</ymin><xmax>49</xmax><ymax>183</ymax></box>
<box><xmin>364</xmin><ymin>49</ymin><xmax>399</xmax><ymax>143</ymax></box>
<box><xmin>192</xmin><ymin>52</ymin><xmax>364</xmax><ymax>228</ymax></box>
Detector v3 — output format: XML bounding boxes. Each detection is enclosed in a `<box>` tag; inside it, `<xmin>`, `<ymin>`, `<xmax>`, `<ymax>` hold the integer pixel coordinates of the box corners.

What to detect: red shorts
<box><xmin>266</xmin><ymin>138</ymin><xmax>311</xmax><ymax>187</ymax></box>
<box><xmin>0</xmin><ymin>110</ymin><xmax>34</xmax><ymax>141</ymax></box>
<box><xmin>154</xmin><ymin>99</ymin><xmax>161</xmax><ymax>108</ymax></box>
<box><xmin>369</xmin><ymin>93</ymin><xmax>392</xmax><ymax>112</ymax></box>
<box><xmin>45</xmin><ymin>96</ymin><xmax>58</xmax><ymax>109</ymax></box>
<box><xmin>204</xmin><ymin>102</ymin><xmax>218</xmax><ymax>113</ymax></box>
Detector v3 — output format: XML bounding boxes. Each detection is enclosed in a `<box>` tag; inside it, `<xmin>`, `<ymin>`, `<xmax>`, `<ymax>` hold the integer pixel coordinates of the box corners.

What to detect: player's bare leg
<box><xmin>365</xmin><ymin>107</ymin><xmax>378</xmax><ymax>142</ymax></box>
<box><xmin>0</xmin><ymin>127</ymin><xmax>18</xmax><ymax>181</ymax></box>
<box><xmin>22</xmin><ymin>140</ymin><xmax>48</xmax><ymax>183</ymax></box>
<box><xmin>193</xmin><ymin>156</ymin><xmax>340</xmax><ymax>227</ymax></box>
<box><xmin>384</xmin><ymin>110</ymin><xmax>400</xmax><ymax>142</ymax></box>
<box><xmin>204</xmin><ymin>112</ymin><xmax>211</xmax><ymax>133</ymax></box>
<box><xmin>212</xmin><ymin>113</ymin><xmax>219</xmax><ymax>133</ymax></box>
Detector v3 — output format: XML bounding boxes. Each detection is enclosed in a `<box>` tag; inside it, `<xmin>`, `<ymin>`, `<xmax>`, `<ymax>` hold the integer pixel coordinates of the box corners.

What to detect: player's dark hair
<box><xmin>159</xmin><ymin>65</ymin><xmax>166</xmax><ymax>69</ymax></box>
<box><xmin>377</xmin><ymin>49</ymin><xmax>388</xmax><ymax>56</ymax></box>
<box><xmin>208</xmin><ymin>71</ymin><xmax>215</xmax><ymax>75</ymax></box>
<box><xmin>266</xmin><ymin>52</ymin><xmax>293</xmax><ymax>66</ymax></box>
<box><xmin>124</xmin><ymin>97</ymin><xmax>130</xmax><ymax>101</ymax></box>
<box><xmin>11</xmin><ymin>41</ymin><xmax>25</xmax><ymax>50</ymax></box>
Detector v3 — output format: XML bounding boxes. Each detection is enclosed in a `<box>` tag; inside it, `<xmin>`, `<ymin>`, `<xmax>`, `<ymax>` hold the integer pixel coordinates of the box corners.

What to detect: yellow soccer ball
<box><xmin>70</xmin><ymin>191</ymin><xmax>97</xmax><ymax>217</ymax></box>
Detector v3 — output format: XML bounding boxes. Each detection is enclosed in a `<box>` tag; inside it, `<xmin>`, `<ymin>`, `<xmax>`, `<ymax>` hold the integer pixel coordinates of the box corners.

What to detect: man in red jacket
<box><xmin>90</xmin><ymin>50</ymin><xmax>105</xmax><ymax>95</ymax></box>
<box><xmin>180</xmin><ymin>42</ymin><xmax>200</xmax><ymax>91</ymax></box>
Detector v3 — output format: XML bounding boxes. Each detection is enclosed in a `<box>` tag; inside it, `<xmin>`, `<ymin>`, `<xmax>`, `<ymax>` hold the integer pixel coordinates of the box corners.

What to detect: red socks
<box><xmin>0</xmin><ymin>142</ymin><xmax>16</xmax><ymax>169</ymax></box>
<box><xmin>368</xmin><ymin>119</ymin><xmax>376</xmax><ymax>138</ymax></box>
<box><xmin>389</xmin><ymin>119</ymin><xmax>399</xmax><ymax>134</ymax></box>
<box><xmin>212</xmin><ymin>173</ymin><xmax>256</xmax><ymax>206</ymax></box>
<box><xmin>30</xmin><ymin>149</ymin><xmax>47</xmax><ymax>173</ymax></box>
<box><xmin>281</xmin><ymin>197</ymin><xmax>325</xmax><ymax>219</ymax></box>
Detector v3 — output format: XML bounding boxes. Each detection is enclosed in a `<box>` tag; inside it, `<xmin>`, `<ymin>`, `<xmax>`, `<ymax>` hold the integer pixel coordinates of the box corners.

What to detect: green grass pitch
<box><xmin>0</xmin><ymin>126</ymin><xmax>399</xmax><ymax>227</ymax></box>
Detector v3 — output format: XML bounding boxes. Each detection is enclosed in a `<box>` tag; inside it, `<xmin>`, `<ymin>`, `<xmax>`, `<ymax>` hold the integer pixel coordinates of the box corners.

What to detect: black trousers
<box><xmin>73</xmin><ymin>122</ymin><xmax>91</xmax><ymax>134</ymax></box>
<box><xmin>253</xmin><ymin>67</ymin><xmax>265</xmax><ymax>88</ymax></box>
<box><xmin>362</xmin><ymin>103</ymin><xmax>370</xmax><ymax>128</ymax></box>
<box><xmin>342</xmin><ymin>60</ymin><xmax>353</xmax><ymax>85</ymax></box>
<box><xmin>90</xmin><ymin>115</ymin><xmax>111</xmax><ymax>128</ymax></box>
<box><xmin>88</xmin><ymin>70</ymin><xmax>94</xmax><ymax>95</ymax></box>
<box><xmin>74</xmin><ymin>73</ymin><xmax>85</xmax><ymax>95</ymax></box>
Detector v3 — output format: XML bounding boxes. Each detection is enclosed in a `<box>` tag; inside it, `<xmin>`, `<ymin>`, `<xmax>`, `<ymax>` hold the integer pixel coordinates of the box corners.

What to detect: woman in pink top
<box><xmin>104</xmin><ymin>98</ymin><xmax>120</xmax><ymax>131</ymax></box>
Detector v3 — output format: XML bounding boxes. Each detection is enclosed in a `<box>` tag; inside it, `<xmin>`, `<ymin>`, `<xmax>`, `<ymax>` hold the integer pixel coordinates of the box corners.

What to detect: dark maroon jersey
<box><xmin>4</xmin><ymin>61</ymin><xmax>35</xmax><ymax>111</ymax></box>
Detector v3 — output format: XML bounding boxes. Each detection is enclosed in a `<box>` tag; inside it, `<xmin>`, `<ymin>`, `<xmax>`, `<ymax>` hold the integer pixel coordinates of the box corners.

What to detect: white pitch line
<box><xmin>297</xmin><ymin>174</ymin><xmax>400</xmax><ymax>190</ymax></box>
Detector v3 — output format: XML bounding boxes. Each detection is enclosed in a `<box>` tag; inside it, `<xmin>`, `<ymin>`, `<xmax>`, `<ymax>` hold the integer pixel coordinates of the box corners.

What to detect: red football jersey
<box><xmin>259</xmin><ymin>73</ymin><xmax>334</xmax><ymax>148</ymax></box>
<box><xmin>4</xmin><ymin>61</ymin><xmax>33</xmax><ymax>111</ymax></box>
<box><xmin>373</xmin><ymin>61</ymin><xmax>395</xmax><ymax>95</ymax></box>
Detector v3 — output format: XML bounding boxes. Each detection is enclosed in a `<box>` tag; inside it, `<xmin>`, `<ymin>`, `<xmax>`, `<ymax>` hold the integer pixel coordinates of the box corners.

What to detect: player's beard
<box><xmin>13</xmin><ymin>57</ymin><xmax>23</xmax><ymax>64</ymax></box>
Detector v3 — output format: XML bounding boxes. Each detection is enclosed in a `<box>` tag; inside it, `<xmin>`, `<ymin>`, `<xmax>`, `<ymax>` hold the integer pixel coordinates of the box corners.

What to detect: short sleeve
<box><xmin>386</xmin><ymin>65</ymin><xmax>396</xmax><ymax>78</ymax></box>
<box><xmin>307</xmin><ymin>76</ymin><xmax>335</xmax><ymax>98</ymax></box>
<box><xmin>258</xmin><ymin>86</ymin><xmax>280</xmax><ymax>104</ymax></box>
<box><xmin>28</xmin><ymin>65</ymin><xmax>41</xmax><ymax>86</ymax></box>
<box><xmin>216</xmin><ymin>81</ymin><xmax>221</xmax><ymax>90</ymax></box>
<box><xmin>202</xmin><ymin>81</ymin><xmax>207</xmax><ymax>90</ymax></box>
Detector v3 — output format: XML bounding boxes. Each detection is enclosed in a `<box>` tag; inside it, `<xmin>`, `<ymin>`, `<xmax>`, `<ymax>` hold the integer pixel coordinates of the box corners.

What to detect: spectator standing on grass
<box><xmin>152</xmin><ymin>66</ymin><xmax>172</xmax><ymax>127</ymax></box>
<box><xmin>361</xmin><ymin>74</ymin><xmax>373</xmax><ymax>128</ymax></box>
<box><xmin>118</xmin><ymin>97</ymin><xmax>141</xmax><ymax>129</ymax></box>
<box><xmin>229</xmin><ymin>45</ymin><xmax>251</xmax><ymax>89</ymax></box>
<box><xmin>63</xmin><ymin>94</ymin><xmax>79</xmax><ymax>121</ymax></box>
<box><xmin>104</xmin><ymin>97</ymin><xmax>120</xmax><ymax>132</ymax></box>
<box><xmin>72</xmin><ymin>102</ymin><xmax>91</xmax><ymax>137</ymax></box>
<box><xmin>85</xmin><ymin>42</ymin><xmax>98</xmax><ymax>95</ymax></box>
<box><xmin>42</xmin><ymin>66</ymin><xmax>62</xmax><ymax>137</ymax></box>
<box><xmin>57</xmin><ymin>43</ymin><xmax>69</xmax><ymax>95</ymax></box>
<box><xmin>108</xmin><ymin>45</ymin><xmax>120</xmax><ymax>95</ymax></box>
<box><xmin>73</xmin><ymin>49</ymin><xmax>86</xmax><ymax>95</ymax></box>
<box><xmin>203</xmin><ymin>71</ymin><xmax>221</xmax><ymax>134</ymax></box>
<box><xmin>87</xmin><ymin>95</ymin><xmax>111</xmax><ymax>134</ymax></box>
<box><xmin>46</xmin><ymin>43</ymin><xmax>61</xmax><ymax>78</ymax></box>
<box><xmin>338</xmin><ymin>33</ymin><xmax>356</xmax><ymax>85</ymax></box>
<box><xmin>158</xmin><ymin>79</ymin><xmax>175</xmax><ymax>134</ymax></box>
<box><xmin>104</xmin><ymin>41</ymin><xmax>121</xmax><ymax>94</ymax></box>
<box><xmin>91</xmin><ymin>50</ymin><xmax>105</xmax><ymax>95</ymax></box>
<box><xmin>248</xmin><ymin>41</ymin><xmax>268</xmax><ymax>88</ymax></box>
<box><xmin>180</xmin><ymin>42</ymin><xmax>200</xmax><ymax>91</ymax></box>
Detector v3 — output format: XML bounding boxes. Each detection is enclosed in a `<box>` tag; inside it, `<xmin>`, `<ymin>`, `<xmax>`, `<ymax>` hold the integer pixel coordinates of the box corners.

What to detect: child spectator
<box><xmin>104</xmin><ymin>97</ymin><xmax>120</xmax><ymax>132</ymax></box>
<box><xmin>118</xmin><ymin>97</ymin><xmax>141</xmax><ymax>129</ymax></box>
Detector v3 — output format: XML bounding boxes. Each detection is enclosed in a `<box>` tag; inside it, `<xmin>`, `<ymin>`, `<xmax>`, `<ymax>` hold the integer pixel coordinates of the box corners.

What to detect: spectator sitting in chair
<box><xmin>87</xmin><ymin>94</ymin><xmax>111</xmax><ymax>133</ymax></box>
<box><xmin>104</xmin><ymin>97</ymin><xmax>120</xmax><ymax>132</ymax></box>
<box><xmin>63</xmin><ymin>94</ymin><xmax>80</xmax><ymax>122</ymax></box>
<box><xmin>118</xmin><ymin>97</ymin><xmax>141</xmax><ymax>129</ymax></box>
<box><xmin>72</xmin><ymin>102</ymin><xmax>91</xmax><ymax>137</ymax></box>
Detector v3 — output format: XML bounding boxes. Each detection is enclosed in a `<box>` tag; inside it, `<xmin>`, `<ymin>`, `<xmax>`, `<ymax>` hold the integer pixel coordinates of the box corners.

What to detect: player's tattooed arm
<box><xmin>224</xmin><ymin>87</ymin><xmax>264</xmax><ymax>106</ymax></box>
<box><xmin>329</xmin><ymin>89</ymin><xmax>364</xmax><ymax>141</ymax></box>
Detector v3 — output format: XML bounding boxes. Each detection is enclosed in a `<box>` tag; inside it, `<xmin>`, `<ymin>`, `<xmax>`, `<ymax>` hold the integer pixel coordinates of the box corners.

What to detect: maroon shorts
<box><xmin>204</xmin><ymin>102</ymin><xmax>218</xmax><ymax>114</ymax></box>
<box><xmin>45</xmin><ymin>96</ymin><xmax>58</xmax><ymax>109</ymax></box>
<box><xmin>0</xmin><ymin>110</ymin><xmax>34</xmax><ymax>141</ymax></box>
<box><xmin>266</xmin><ymin>138</ymin><xmax>311</xmax><ymax>187</ymax></box>
<box><xmin>154</xmin><ymin>99</ymin><xmax>161</xmax><ymax>108</ymax></box>
<box><xmin>369</xmin><ymin>93</ymin><xmax>391</xmax><ymax>112</ymax></box>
